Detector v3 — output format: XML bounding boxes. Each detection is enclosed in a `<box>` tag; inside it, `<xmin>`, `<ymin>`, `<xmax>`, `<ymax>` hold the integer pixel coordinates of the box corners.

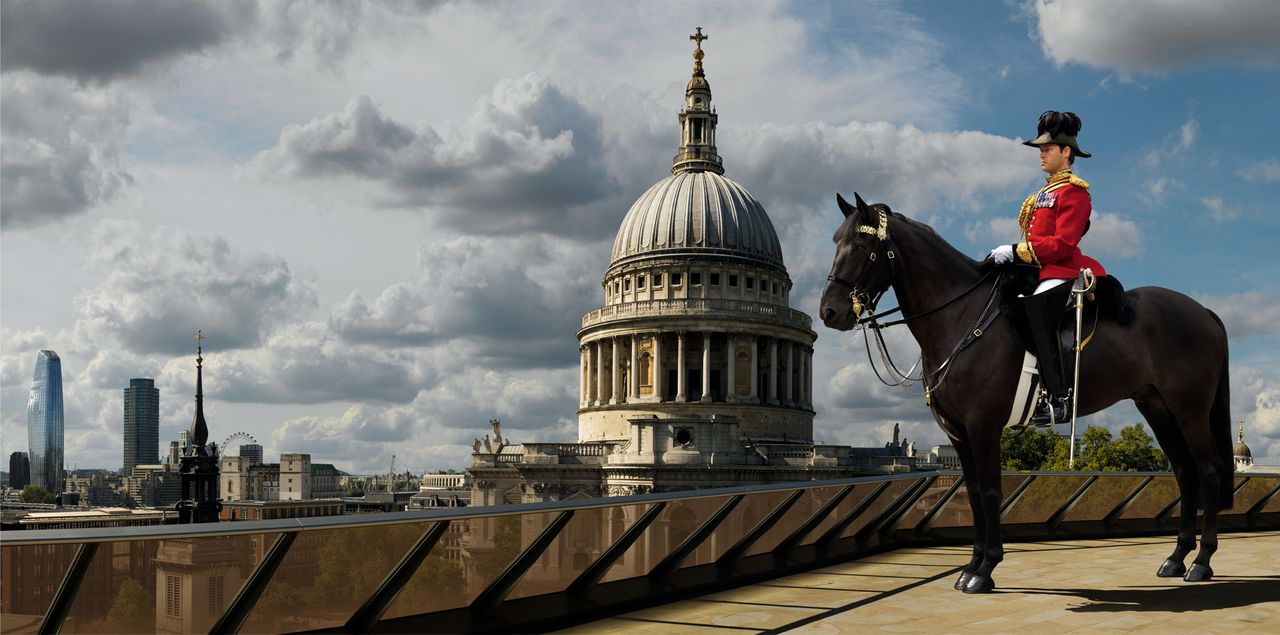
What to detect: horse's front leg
<box><xmin>962</xmin><ymin>433</ymin><xmax>1005</xmax><ymax>594</ymax></box>
<box><xmin>951</xmin><ymin>438</ymin><xmax>984</xmax><ymax>591</ymax></box>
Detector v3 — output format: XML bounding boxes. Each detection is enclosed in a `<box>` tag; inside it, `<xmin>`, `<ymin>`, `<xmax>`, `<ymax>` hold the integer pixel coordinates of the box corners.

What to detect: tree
<box><xmin>1000</xmin><ymin>427</ymin><xmax>1062</xmax><ymax>470</ymax></box>
<box><xmin>20</xmin><ymin>484</ymin><xmax>56</xmax><ymax>503</ymax></box>
<box><xmin>1002</xmin><ymin>423</ymin><xmax>1170</xmax><ymax>472</ymax></box>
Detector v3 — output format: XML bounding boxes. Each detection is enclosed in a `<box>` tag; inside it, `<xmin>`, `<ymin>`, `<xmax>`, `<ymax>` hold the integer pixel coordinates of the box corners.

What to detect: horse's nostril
<box><xmin>821</xmin><ymin>307</ymin><xmax>834</xmax><ymax>322</ymax></box>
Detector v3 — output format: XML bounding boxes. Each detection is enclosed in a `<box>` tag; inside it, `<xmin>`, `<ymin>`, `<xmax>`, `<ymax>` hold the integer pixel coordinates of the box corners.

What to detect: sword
<box><xmin>1069</xmin><ymin>268</ymin><xmax>1096</xmax><ymax>468</ymax></box>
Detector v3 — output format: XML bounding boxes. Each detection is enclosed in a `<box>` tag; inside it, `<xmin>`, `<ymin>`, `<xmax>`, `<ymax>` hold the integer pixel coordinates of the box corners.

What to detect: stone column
<box><xmin>701</xmin><ymin>333</ymin><xmax>712</xmax><ymax>402</ymax></box>
<box><xmin>580</xmin><ymin>346</ymin><xmax>588</xmax><ymax>408</ymax></box>
<box><xmin>726</xmin><ymin>336</ymin><xmax>736</xmax><ymax>400</ymax></box>
<box><xmin>653</xmin><ymin>333</ymin><xmax>664</xmax><ymax>401</ymax></box>
<box><xmin>630</xmin><ymin>336</ymin><xmax>639</xmax><ymax>400</ymax></box>
<box><xmin>785</xmin><ymin>341</ymin><xmax>795</xmax><ymax>406</ymax></box>
<box><xmin>798</xmin><ymin>347</ymin><xmax>807</xmax><ymax>408</ymax></box>
<box><xmin>595</xmin><ymin>341</ymin><xmax>605</xmax><ymax>407</ymax></box>
<box><xmin>806</xmin><ymin>348</ymin><xmax>814</xmax><ymax>408</ymax></box>
<box><xmin>676</xmin><ymin>332</ymin><xmax>687</xmax><ymax>402</ymax></box>
<box><xmin>750</xmin><ymin>338</ymin><xmax>759</xmax><ymax>399</ymax></box>
<box><xmin>769</xmin><ymin>338</ymin><xmax>779</xmax><ymax>405</ymax></box>
<box><xmin>610</xmin><ymin>337</ymin><xmax>620</xmax><ymax>404</ymax></box>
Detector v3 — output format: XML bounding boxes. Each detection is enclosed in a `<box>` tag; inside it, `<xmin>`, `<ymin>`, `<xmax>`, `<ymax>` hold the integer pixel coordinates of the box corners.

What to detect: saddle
<box><xmin>996</xmin><ymin>264</ymin><xmax>1136</xmax><ymax>357</ymax></box>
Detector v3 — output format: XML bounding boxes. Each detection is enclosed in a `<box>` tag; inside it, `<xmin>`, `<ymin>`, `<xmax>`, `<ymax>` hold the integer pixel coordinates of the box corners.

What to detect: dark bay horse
<box><xmin>819</xmin><ymin>193</ymin><xmax>1233</xmax><ymax>593</ymax></box>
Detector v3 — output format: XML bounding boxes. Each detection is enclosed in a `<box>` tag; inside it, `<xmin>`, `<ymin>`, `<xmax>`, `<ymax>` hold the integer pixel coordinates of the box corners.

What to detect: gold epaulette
<box><xmin>1068</xmin><ymin>174</ymin><xmax>1090</xmax><ymax>189</ymax></box>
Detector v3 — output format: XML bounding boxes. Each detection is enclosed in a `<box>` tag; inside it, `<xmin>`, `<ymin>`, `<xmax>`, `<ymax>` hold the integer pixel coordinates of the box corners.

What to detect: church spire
<box><xmin>188</xmin><ymin>330</ymin><xmax>209</xmax><ymax>455</ymax></box>
<box><xmin>673</xmin><ymin>27</ymin><xmax>724</xmax><ymax>175</ymax></box>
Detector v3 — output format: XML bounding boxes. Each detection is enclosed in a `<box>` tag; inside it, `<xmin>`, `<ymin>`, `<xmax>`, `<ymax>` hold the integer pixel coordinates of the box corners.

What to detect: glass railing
<box><xmin>2</xmin><ymin>471</ymin><xmax>1277</xmax><ymax>634</ymax></box>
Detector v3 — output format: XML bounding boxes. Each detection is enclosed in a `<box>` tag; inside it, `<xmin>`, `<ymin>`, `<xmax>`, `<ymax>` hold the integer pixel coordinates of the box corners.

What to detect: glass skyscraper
<box><xmin>26</xmin><ymin>350</ymin><xmax>64</xmax><ymax>493</ymax></box>
<box><xmin>123</xmin><ymin>378</ymin><xmax>160</xmax><ymax>473</ymax></box>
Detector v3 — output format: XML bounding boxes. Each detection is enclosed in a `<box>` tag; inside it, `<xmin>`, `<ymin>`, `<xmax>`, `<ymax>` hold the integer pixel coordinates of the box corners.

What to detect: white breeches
<box><xmin>1034</xmin><ymin>278</ymin><xmax>1070</xmax><ymax>294</ymax></box>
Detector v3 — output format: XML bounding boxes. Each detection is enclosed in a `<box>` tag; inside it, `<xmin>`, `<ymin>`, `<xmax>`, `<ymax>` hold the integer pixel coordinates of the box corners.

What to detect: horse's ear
<box><xmin>836</xmin><ymin>193</ymin><xmax>856</xmax><ymax>218</ymax></box>
<box><xmin>854</xmin><ymin>192</ymin><xmax>871</xmax><ymax>214</ymax></box>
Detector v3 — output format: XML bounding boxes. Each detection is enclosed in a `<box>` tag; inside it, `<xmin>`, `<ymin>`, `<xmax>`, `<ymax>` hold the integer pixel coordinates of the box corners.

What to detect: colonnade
<box><xmin>580</xmin><ymin>332</ymin><xmax>812</xmax><ymax>410</ymax></box>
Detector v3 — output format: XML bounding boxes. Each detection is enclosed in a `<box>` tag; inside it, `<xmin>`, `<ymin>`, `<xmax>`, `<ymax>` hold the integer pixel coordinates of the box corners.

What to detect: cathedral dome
<box><xmin>610</xmin><ymin>171</ymin><xmax>784</xmax><ymax>270</ymax></box>
<box><xmin>1234</xmin><ymin>439</ymin><xmax>1252</xmax><ymax>459</ymax></box>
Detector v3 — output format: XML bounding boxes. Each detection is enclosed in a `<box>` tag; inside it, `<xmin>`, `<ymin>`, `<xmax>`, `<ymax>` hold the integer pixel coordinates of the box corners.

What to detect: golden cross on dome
<box><xmin>193</xmin><ymin>329</ymin><xmax>204</xmax><ymax>359</ymax></box>
<box><xmin>689</xmin><ymin>27</ymin><xmax>708</xmax><ymax>50</ymax></box>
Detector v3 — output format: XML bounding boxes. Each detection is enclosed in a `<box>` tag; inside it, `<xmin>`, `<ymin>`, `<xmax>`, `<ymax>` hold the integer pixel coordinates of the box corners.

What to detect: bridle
<box><xmin>825</xmin><ymin>206</ymin><xmax>897</xmax><ymax>323</ymax></box>
<box><xmin>826</xmin><ymin>204</ymin><xmax>1003</xmax><ymax>397</ymax></box>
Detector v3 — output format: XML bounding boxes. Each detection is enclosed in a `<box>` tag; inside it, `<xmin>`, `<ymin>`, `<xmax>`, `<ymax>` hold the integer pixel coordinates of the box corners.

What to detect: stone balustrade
<box><xmin>582</xmin><ymin>298</ymin><xmax>812</xmax><ymax>330</ymax></box>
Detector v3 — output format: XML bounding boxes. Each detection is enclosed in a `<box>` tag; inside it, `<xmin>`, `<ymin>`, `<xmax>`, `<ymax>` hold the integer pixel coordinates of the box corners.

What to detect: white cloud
<box><xmin>1239</xmin><ymin>158</ymin><xmax>1280</xmax><ymax>183</ymax></box>
<box><xmin>1196</xmin><ymin>292</ymin><xmax>1280</xmax><ymax>341</ymax></box>
<box><xmin>1080</xmin><ymin>211</ymin><xmax>1144</xmax><ymax>260</ymax></box>
<box><xmin>1142</xmin><ymin>118</ymin><xmax>1198</xmax><ymax>167</ymax></box>
<box><xmin>1032</xmin><ymin>0</ymin><xmax>1280</xmax><ymax>76</ymax></box>
<box><xmin>1141</xmin><ymin>177</ymin><xmax>1184</xmax><ymax>206</ymax></box>
<box><xmin>1201</xmin><ymin>196</ymin><xmax>1240</xmax><ymax>223</ymax></box>
<box><xmin>73</xmin><ymin>221</ymin><xmax>318</xmax><ymax>355</ymax></box>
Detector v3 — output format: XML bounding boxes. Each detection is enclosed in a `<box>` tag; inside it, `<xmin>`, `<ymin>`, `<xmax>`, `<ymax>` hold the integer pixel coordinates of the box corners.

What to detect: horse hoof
<box><xmin>954</xmin><ymin>571</ymin><xmax>972</xmax><ymax>590</ymax></box>
<box><xmin>1184</xmin><ymin>563</ymin><xmax>1213</xmax><ymax>582</ymax></box>
<box><xmin>962</xmin><ymin>574</ymin><xmax>995</xmax><ymax>594</ymax></box>
<box><xmin>1156</xmin><ymin>559</ymin><xmax>1187</xmax><ymax>578</ymax></box>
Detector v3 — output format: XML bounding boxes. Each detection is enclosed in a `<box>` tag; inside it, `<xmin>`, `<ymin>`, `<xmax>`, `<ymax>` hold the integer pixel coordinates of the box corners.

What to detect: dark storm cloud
<box><xmin>0</xmin><ymin>77</ymin><xmax>132</xmax><ymax>230</ymax></box>
<box><xmin>0</xmin><ymin>0</ymin><xmax>248</xmax><ymax>82</ymax></box>
<box><xmin>254</xmin><ymin>75</ymin><xmax>620</xmax><ymax>239</ymax></box>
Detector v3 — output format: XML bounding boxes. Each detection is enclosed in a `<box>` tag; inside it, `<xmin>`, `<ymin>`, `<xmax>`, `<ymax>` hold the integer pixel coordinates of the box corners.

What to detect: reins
<box><xmin>827</xmin><ymin>206</ymin><xmax>1005</xmax><ymax>399</ymax></box>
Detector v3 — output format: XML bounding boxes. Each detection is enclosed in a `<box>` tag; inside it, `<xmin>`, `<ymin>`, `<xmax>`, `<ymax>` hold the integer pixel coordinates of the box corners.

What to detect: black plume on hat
<box><xmin>1025</xmin><ymin>110</ymin><xmax>1091</xmax><ymax>157</ymax></box>
<box><xmin>1036</xmin><ymin>111</ymin><xmax>1082</xmax><ymax>138</ymax></box>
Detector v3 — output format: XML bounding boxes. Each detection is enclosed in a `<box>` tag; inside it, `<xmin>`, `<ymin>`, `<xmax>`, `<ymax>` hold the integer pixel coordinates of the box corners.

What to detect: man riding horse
<box><xmin>989</xmin><ymin>111</ymin><xmax>1105</xmax><ymax>425</ymax></box>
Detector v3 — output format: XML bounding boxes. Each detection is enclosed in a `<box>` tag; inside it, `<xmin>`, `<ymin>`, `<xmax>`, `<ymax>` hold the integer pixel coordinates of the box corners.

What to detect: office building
<box><xmin>8</xmin><ymin>452</ymin><xmax>30</xmax><ymax>489</ymax></box>
<box><xmin>26</xmin><ymin>350</ymin><xmax>64</xmax><ymax>493</ymax></box>
<box><xmin>123</xmin><ymin>378</ymin><xmax>160</xmax><ymax>474</ymax></box>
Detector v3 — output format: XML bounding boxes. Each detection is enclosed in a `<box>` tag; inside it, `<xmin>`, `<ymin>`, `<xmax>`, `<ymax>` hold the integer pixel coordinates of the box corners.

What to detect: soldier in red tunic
<box><xmin>989</xmin><ymin>111</ymin><xmax>1105</xmax><ymax>424</ymax></box>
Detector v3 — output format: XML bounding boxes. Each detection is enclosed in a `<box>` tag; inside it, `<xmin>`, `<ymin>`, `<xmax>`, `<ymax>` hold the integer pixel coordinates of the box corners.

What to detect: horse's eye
<box><xmin>856</xmin><ymin>244</ymin><xmax>866</xmax><ymax>252</ymax></box>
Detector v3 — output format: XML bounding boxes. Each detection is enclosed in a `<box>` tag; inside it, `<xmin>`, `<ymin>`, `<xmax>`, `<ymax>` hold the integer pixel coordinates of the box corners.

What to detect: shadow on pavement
<box><xmin>1001</xmin><ymin>576</ymin><xmax>1280</xmax><ymax>613</ymax></box>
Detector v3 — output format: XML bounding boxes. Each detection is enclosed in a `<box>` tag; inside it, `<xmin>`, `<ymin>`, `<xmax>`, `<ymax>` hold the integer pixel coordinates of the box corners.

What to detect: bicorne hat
<box><xmin>1023</xmin><ymin>110</ymin><xmax>1091</xmax><ymax>158</ymax></box>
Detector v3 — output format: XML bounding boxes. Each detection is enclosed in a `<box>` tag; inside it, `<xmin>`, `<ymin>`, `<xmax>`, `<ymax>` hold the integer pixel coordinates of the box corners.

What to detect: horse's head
<box><xmin>820</xmin><ymin>192</ymin><xmax>897</xmax><ymax>331</ymax></box>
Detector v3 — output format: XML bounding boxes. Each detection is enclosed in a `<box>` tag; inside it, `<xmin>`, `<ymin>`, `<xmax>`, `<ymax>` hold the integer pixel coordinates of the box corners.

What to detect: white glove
<box><xmin>989</xmin><ymin>244</ymin><xmax>1014</xmax><ymax>264</ymax></box>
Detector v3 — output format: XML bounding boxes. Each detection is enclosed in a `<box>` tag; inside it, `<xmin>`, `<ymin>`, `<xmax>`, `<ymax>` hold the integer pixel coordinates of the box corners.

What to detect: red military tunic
<box><xmin>1015</xmin><ymin>170</ymin><xmax>1107</xmax><ymax>280</ymax></box>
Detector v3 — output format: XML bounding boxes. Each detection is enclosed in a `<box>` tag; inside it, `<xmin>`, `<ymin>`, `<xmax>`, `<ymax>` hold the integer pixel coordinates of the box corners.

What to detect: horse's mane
<box><xmin>883</xmin><ymin>207</ymin><xmax>984</xmax><ymax>274</ymax></box>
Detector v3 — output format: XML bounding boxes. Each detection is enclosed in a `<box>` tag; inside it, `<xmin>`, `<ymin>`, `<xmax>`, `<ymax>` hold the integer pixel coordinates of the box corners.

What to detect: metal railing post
<box><xmin>210</xmin><ymin>532</ymin><xmax>297</xmax><ymax>635</ymax></box>
<box><xmin>717</xmin><ymin>490</ymin><xmax>805</xmax><ymax>571</ymax></box>
<box><xmin>567</xmin><ymin>502</ymin><xmax>666</xmax><ymax>599</ymax></box>
<box><xmin>772</xmin><ymin>484</ymin><xmax>855</xmax><ymax>556</ymax></box>
<box><xmin>470</xmin><ymin>511</ymin><xmax>574</xmax><ymax>616</ymax></box>
<box><xmin>344</xmin><ymin>521</ymin><xmax>451</xmax><ymax>633</ymax></box>
<box><xmin>38</xmin><ymin>542</ymin><xmax>98</xmax><ymax>635</ymax></box>
<box><xmin>649</xmin><ymin>495</ymin><xmax>743</xmax><ymax>582</ymax></box>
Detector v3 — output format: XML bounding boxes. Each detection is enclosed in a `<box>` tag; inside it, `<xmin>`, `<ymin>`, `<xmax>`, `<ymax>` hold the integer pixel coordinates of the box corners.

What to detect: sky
<box><xmin>2</xmin><ymin>0</ymin><xmax>1278</xmax><ymax>474</ymax></box>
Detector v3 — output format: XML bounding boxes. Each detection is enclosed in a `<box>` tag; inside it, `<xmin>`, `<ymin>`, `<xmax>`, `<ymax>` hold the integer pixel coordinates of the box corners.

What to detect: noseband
<box><xmin>827</xmin><ymin>207</ymin><xmax>897</xmax><ymax>321</ymax></box>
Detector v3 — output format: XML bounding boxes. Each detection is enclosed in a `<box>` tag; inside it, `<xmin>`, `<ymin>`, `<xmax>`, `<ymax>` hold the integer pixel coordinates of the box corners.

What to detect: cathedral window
<box><xmin>653</xmin><ymin>273</ymin><xmax>663</xmax><ymax>288</ymax></box>
<box><xmin>690</xmin><ymin>272</ymin><xmax>701</xmax><ymax>286</ymax></box>
<box><xmin>624</xmin><ymin>279</ymin><xmax>631</xmax><ymax>292</ymax></box>
<box><xmin>710</xmin><ymin>273</ymin><xmax>720</xmax><ymax>286</ymax></box>
<box><xmin>637</xmin><ymin>275</ymin><xmax>646</xmax><ymax>289</ymax></box>
<box><xmin>729</xmin><ymin>274</ymin><xmax>738</xmax><ymax>287</ymax></box>
<box><xmin>746</xmin><ymin>276</ymin><xmax>754</xmax><ymax>290</ymax></box>
<box><xmin>671</xmin><ymin>272</ymin><xmax>682</xmax><ymax>286</ymax></box>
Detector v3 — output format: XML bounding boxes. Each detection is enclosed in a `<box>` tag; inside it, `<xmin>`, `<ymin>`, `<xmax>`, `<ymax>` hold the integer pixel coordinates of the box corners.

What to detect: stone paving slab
<box><xmin>560</xmin><ymin>531</ymin><xmax>1280</xmax><ymax>634</ymax></box>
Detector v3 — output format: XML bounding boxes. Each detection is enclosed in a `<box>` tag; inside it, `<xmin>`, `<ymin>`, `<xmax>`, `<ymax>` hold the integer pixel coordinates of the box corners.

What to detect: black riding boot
<box><xmin>1021</xmin><ymin>282</ymin><xmax>1075</xmax><ymax>425</ymax></box>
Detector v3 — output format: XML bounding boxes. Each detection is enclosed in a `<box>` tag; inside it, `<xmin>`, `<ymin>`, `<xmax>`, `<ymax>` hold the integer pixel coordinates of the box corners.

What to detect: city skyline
<box><xmin>25</xmin><ymin>350</ymin><xmax>64</xmax><ymax>491</ymax></box>
<box><xmin>1</xmin><ymin>1</ymin><xmax>1278</xmax><ymax>473</ymax></box>
<box><xmin>122</xmin><ymin>377</ymin><xmax>159</xmax><ymax>473</ymax></box>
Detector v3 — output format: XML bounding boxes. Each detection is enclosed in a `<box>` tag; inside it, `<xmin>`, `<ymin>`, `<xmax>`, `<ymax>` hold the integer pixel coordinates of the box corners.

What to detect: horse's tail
<box><xmin>1208</xmin><ymin>309</ymin><xmax>1234</xmax><ymax>510</ymax></box>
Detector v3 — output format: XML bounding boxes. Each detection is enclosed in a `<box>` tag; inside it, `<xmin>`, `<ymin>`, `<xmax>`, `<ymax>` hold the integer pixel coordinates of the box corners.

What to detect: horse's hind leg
<box><xmin>1180</xmin><ymin>413</ymin><xmax>1227</xmax><ymax>582</ymax></box>
<box><xmin>1137</xmin><ymin>397</ymin><xmax>1197</xmax><ymax>577</ymax></box>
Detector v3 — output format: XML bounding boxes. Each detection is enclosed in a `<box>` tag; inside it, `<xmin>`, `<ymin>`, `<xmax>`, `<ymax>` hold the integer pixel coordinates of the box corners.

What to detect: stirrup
<box><xmin>1029</xmin><ymin>395</ymin><xmax>1071</xmax><ymax>425</ymax></box>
